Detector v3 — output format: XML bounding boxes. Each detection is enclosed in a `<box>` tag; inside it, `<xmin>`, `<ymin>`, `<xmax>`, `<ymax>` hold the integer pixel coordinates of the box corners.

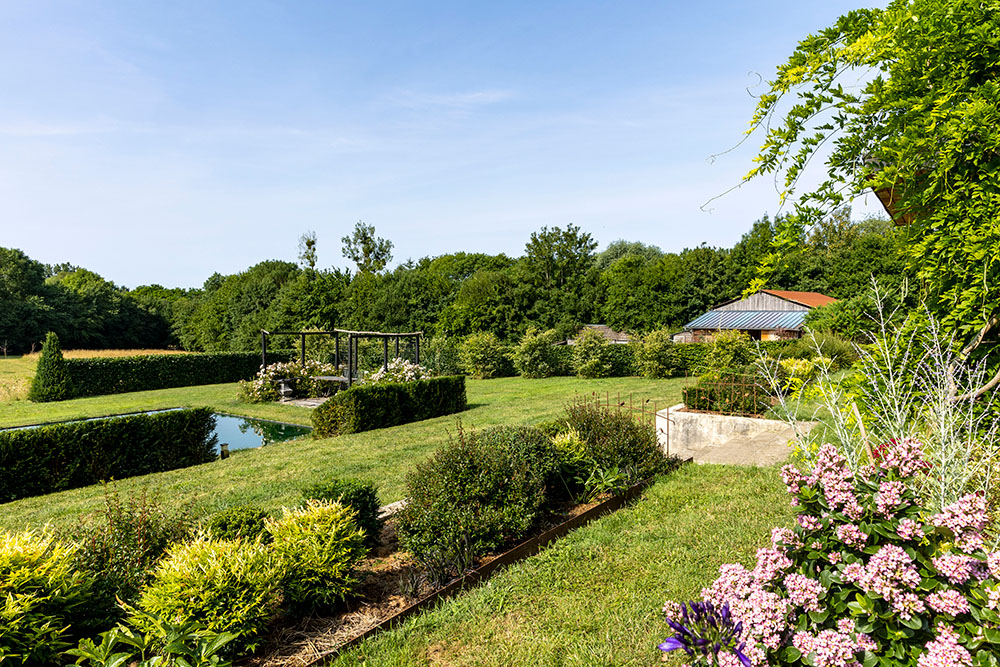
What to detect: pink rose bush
<box><xmin>659</xmin><ymin>438</ymin><xmax>1000</xmax><ymax>666</ymax></box>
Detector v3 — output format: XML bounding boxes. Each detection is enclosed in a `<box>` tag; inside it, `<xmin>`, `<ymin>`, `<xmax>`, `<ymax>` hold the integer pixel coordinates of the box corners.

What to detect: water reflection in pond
<box><xmin>213</xmin><ymin>414</ymin><xmax>312</xmax><ymax>453</ymax></box>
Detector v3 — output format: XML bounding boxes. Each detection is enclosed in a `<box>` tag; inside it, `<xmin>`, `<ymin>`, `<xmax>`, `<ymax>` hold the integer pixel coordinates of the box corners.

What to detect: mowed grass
<box><xmin>326</xmin><ymin>464</ymin><xmax>792</xmax><ymax>667</ymax></box>
<box><xmin>0</xmin><ymin>376</ymin><xmax>685</xmax><ymax>531</ymax></box>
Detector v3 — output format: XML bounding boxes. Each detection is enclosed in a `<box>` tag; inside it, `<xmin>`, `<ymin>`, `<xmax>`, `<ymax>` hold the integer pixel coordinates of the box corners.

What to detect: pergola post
<box><xmin>415</xmin><ymin>335</ymin><xmax>420</xmax><ymax>364</ymax></box>
<box><xmin>394</xmin><ymin>337</ymin><xmax>399</xmax><ymax>359</ymax></box>
<box><xmin>261</xmin><ymin>331</ymin><xmax>268</xmax><ymax>368</ymax></box>
<box><xmin>300</xmin><ymin>333</ymin><xmax>306</xmax><ymax>368</ymax></box>
<box><xmin>335</xmin><ymin>332</ymin><xmax>340</xmax><ymax>369</ymax></box>
<box><xmin>383</xmin><ymin>336</ymin><xmax>389</xmax><ymax>371</ymax></box>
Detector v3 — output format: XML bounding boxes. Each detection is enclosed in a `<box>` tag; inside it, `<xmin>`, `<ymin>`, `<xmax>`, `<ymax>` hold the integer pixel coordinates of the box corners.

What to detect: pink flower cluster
<box><xmin>798</xmin><ymin>515</ymin><xmax>822</xmax><ymax>532</ymax></box>
<box><xmin>874</xmin><ymin>437</ymin><xmax>932</xmax><ymax>478</ymax></box>
<box><xmin>842</xmin><ymin>545</ymin><xmax>924</xmax><ymax>618</ymax></box>
<box><xmin>667</xmin><ymin>437</ymin><xmax>1000</xmax><ymax>667</ymax></box>
<box><xmin>810</xmin><ymin>445</ymin><xmax>864</xmax><ymax>519</ymax></box>
<box><xmin>931</xmin><ymin>494</ymin><xmax>988</xmax><ymax>552</ymax></box>
<box><xmin>918</xmin><ymin>623</ymin><xmax>972</xmax><ymax>667</ymax></box>
<box><xmin>933</xmin><ymin>553</ymin><xmax>978</xmax><ymax>585</ymax></box>
<box><xmin>752</xmin><ymin>547</ymin><xmax>792</xmax><ymax>583</ymax></box>
<box><xmin>927</xmin><ymin>589</ymin><xmax>971</xmax><ymax>617</ymax></box>
<box><xmin>791</xmin><ymin>630</ymin><xmax>858</xmax><ymax>667</ymax></box>
<box><xmin>896</xmin><ymin>518</ymin><xmax>923</xmax><ymax>541</ymax></box>
<box><xmin>876</xmin><ymin>480</ymin><xmax>906</xmax><ymax>517</ymax></box>
<box><xmin>835</xmin><ymin>523</ymin><xmax>868</xmax><ymax>548</ymax></box>
<box><xmin>784</xmin><ymin>573</ymin><xmax>825</xmax><ymax>612</ymax></box>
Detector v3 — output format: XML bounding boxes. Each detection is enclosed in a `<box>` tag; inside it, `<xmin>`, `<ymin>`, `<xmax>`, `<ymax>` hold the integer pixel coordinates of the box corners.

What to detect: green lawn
<box><xmin>0</xmin><ymin>376</ymin><xmax>685</xmax><ymax>531</ymax></box>
<box><xmin>326</xmin><ymin>463</ymin><xmax>792</xmax><ymax>667</ymax></box>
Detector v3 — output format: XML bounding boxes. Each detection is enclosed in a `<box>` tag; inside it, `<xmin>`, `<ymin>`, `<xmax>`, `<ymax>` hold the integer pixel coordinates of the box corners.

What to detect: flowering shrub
<box><xmin>659</xmin><ymin>438</ymin><xmax>1000</xmax><ymax>666</ymax></box>
<box><xmin>366</xmin><ymin>358</ymin><xmax>429</xmax><ymax>384</ymax></box>
<box><xmin>237</xmin><ymin>360</ymin><xmax>340</xmax><ymax>403</ymax></box>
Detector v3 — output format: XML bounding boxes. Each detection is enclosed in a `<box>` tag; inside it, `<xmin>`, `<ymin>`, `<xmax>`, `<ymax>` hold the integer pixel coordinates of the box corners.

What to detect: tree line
<box><xmin>0</xmin><ymin>213</ymin><xmax>906</xmax><ymax>355</ymax></box>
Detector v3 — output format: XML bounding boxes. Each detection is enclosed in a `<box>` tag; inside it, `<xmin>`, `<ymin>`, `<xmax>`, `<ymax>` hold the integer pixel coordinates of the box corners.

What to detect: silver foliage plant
<box><xmin>759</xmin><ymin>284</ymin><xmax>1000</xmax><ymax>520</ymax></box>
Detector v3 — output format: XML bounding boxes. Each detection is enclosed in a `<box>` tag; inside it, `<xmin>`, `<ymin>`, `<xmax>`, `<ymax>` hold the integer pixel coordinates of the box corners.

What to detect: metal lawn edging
<box><xmin>301</xmin><ymin>477</ymin><xmax>659</xmax><ymax>666</ymax></box>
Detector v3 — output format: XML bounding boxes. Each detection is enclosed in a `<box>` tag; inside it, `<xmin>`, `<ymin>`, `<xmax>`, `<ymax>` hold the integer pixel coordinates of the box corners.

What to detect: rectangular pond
<box><xmin>1</xmin><ymin>410</ymin><xmax>312</xmax><ymax>455</ymax></box>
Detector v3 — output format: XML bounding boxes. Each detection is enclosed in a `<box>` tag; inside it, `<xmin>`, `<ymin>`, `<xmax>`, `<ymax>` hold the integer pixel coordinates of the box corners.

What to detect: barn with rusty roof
<box><xmin>673</xmin><ymin>290</ymin><xmax>837</xmax><ymax>343</ymax></box>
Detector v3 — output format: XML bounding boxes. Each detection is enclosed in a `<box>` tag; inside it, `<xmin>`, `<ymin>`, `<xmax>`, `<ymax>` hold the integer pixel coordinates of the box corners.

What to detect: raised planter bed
<box><xmin>244</xmin><ymin>477</ymin><xmax>666</xmax><ymax>667</ymax></box>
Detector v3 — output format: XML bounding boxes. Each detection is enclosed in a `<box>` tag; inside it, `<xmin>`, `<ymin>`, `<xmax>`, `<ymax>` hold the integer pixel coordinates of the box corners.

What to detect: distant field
<box><xmin>1</xmin><ymin>350</ymin><xmax>191</xmax><ymax>402</ymax></box>
<box><xmin>21</xmin><ymin>348</ymin><xmax>191</xmax><ymax>360</ymax></box>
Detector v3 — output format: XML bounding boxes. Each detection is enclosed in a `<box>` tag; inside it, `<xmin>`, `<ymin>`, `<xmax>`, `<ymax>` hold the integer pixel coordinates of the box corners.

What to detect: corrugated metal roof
<box><xmin>684</xmin><ymin>310</ymin><xmax>808</xmax><ymax>331</ymax></box>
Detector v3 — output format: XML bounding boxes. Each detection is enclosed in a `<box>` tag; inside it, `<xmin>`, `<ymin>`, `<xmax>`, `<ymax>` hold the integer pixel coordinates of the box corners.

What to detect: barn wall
<box><xmin>716</xmin><ymin>292</ymin><xmax>808</xmax><ymax>312</ymax></box>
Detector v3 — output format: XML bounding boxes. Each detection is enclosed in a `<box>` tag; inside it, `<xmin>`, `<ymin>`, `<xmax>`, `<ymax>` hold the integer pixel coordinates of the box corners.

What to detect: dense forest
<box><xmin>0</xmin><ymin>211</ymin><xmax>907</xmax><ymax>355</ymax></box>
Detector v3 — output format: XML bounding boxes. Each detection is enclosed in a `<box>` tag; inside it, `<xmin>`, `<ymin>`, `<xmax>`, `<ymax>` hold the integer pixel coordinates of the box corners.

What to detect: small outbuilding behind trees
<box><xmin>674</xmin><ymin>290</ymin><xmax>836</xmax><ymax>343</ymax></box>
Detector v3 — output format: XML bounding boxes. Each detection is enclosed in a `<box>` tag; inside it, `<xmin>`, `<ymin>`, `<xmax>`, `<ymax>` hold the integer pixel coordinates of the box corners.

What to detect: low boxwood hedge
<box><xmin>311</xmin><ymin>376</ymin><xmax>466</xmax><ymax>437</ymax></box>
<box><xmin>48</xmin><ymin>351</ymin><xmax>296</xmax><ymax>400</ymax></box>
<box><xmin>0</xmin><ymin>408</ymin><xmax>218</xmax><ymax>502</ymax></box>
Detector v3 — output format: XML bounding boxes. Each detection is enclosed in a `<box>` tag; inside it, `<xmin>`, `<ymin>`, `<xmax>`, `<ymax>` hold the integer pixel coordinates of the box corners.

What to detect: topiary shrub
<box><xmin>513</xmin><ymin>327</ymin><xmax>563</xmax><ymax>378</ymax></box>
<box><xmin>311</xmin><ymin>375</ymin><xmax>466</xmax><ymax>437</ymax></box>
<box><xmin>658</xmin><ymin>439</ymin><xmax>1000</xmax><ymax>666</ymax></box>
<box><xmin>635</xmin><ymin>329</ymin><xmax>681</xmax><ymax>378</ymax></box>
<box><xmin>301</xmin><ymin>478</ymin><xmax>382</xmax><ymax>548</ymax></box>
<box><xmin>396</xmin><ymin>425</ymin><xmax>554</xmax><ymax>583</ymax></box>
<box><xmin>0</xmin><ymin>407</ymin><xmax>218</xmax><ymax>503</ymax></box>
<box><xmin>458</xmin><ymin>332</ymin><xmax>514</xmax><ymax>379</ymax></box>
<box><xmin>266</xmin><ymin>500</ymin><xmax>369</xmax><ymax>612</ymax></box>
<box><xmin>571</xmin><ymin>328</ymin><xmax>613</xmax><ymax>378</ymax></box>
<box><xmin>27</xmin><ymin>331</ymin><xmax>75</xmax><ymax>402</ymax></box>
<box><xmin>563</xmin><ymin>403</ymin><xmax>670</xmax><ymax>485</ymax></box>
<box><xmin>205</xmin><ymin>504</ymin><xmax>270</xmax><ymax>543</ymax></box>
<box><xmin>133</xmin><ymin>535</ymin><xmax>281</xmax><ymax>657</ymax></box>
<box><xmin>0</xmin><ymin>529</ymin><xmax>95</xmax><ymax>665</ymax></box>
<box><xmin>65</xmin><ymin>488</ymin><xmax>192</xmax><ymax>625</ymax></box>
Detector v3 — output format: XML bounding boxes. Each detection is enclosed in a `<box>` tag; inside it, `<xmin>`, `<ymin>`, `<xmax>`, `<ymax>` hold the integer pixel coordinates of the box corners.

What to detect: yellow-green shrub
<box><xmin>0</xmin><ymin>529</ymin><xmax>95</xmax><ymax>665</ymax></box>
<box><xmin>132</xmin><ymin>536</ymin><xmax>281</xmax><ymax>656</ymax></box>
<box><xmin>266</xmin><ymin>500</ymin><xmax>368</xmax><ymax>611</ymax></box>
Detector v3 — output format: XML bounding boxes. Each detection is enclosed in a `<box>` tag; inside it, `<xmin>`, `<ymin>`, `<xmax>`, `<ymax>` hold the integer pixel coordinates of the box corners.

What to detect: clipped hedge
<box><xmin>312</xmin><ymin>376</ymin><xmax>466</xmax><ymax>437</ymax></box>
<box><xmin>0</xmin><ymin>408</ymin><xmax>218</xmax><ymax>502</ymax></box>
<box><xmin>53</xmin><ymin>351</ymin><xmax>296</xmax><ymax>400</ymax></box>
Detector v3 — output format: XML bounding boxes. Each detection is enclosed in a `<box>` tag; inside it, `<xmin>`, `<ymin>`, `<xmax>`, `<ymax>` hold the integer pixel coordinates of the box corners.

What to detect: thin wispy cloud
<box><xmin>388</xmin><ymin>88</ymin><xmax>517</xmax><ymax>111</ymax></box>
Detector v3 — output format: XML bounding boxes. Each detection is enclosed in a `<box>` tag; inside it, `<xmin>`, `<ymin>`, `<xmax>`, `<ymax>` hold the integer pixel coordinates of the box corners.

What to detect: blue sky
<box><xmin>0</xmin><ymin>1</ymin><xmax>883</xmax><ymax>288</ymax></box>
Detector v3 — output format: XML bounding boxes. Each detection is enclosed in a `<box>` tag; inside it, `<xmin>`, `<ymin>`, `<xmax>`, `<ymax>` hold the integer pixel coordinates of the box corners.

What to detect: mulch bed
<box><xmin>241</xmin><ymin>492</ymin><xmax>631</xmax><ymax>667</ymax></box>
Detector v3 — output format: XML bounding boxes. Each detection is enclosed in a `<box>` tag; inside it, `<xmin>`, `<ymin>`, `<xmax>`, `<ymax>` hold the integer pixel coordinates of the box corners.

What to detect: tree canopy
<box><xmin>743</xmin><ymin>0</ymin><xmax>1000</xmax><ymax>396</ymax></box>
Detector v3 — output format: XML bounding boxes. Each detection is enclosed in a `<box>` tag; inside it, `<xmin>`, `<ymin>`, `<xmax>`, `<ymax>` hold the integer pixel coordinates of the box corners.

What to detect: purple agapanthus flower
<box><xmin>658</xmin><ymin>601</ymin><xmax>751</xmax><ymax>667</ymax></box>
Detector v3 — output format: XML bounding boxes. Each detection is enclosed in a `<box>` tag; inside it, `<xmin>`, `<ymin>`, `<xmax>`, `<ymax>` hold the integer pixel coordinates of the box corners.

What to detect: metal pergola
<box><xmin>260</xmin><ymin>328</ymin><xmax>422</xmax><ymax>387</ymax></box>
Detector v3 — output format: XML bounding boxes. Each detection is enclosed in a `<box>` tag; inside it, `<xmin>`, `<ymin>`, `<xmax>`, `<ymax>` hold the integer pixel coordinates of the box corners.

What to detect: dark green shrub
<box><xmin>311</xmin><ymin>375</ymin><xmax>466</xmax><ymax>437</ymax></box>
<box><xmin>0</xmin><ymin>529</ymin><xmax>95</xmax><ymax>665</ymax></box>
<box><xmin>396</xmin><ymin>425</ymin><xmax>554</xmax><ymax>582</ymax></box>
<box><xmin>65</xmin><ymin>488</ymin><xmax>193</xmax><ymax>625</ymax></box>
<box><xmin>301</xmin><ymin>478</ymin><xmax>382</xmax><ymax>548</ymax></box>
<box><xmin>206</xmin><ymin>504</ymin><xmax>270</xmax><ymax>543</ymax></box>
<box><xmin>458</xmin><ymin>332</ymin><xmax>514</xmax><ymax>378</ymax></box>
<box><xmin>571</xmin><ymin>328</ymin><xmax>613</xmax><ymax>378</ymax></box>
<box><xmin>563</xmin><ymin>403</ymin><xmax>670</xmax><ymax>484</ymax></box>
<box><xmin>266</xmin><ymin>500</ymin><xmax>369</xmax><ymax>611</ymax></box>
<box><xmin>513</xmin><ymin>328</ymin><xmax>563</xmax><ymax>378</ymax></box>
<box><xmin>634</xmin><ymin>329</ymin><xmax>680</xmax><ymax>378</ymax></box>
<box><xmin>54</xmin><ymin>351</ymin><xmax>295</xmax><ymax>400</ymax></box>
<box><xmin>133</xmin><ymin>536</ymin><xmax>281</xmax><ymax>656</ymax></box>
<box><xmin>702</xmin><ymin>329</ymin><xmax>755</xmax><ymax>373</ymax></box>
<box><xmin>27</xmin><ymin>331</ymin><xmax>75</xmax><ymax>402</ymax></box>
<box><xmin>0</xmin><ymin>408</ymin><xmax>218</xmax><ymax>503</ymax></box>
<box><xmin>681</xmin><ymin>373</ymin><xmax>772</xmax><ymax>416</ymax></box>
<box><xmin>782</xmin><ymin>331</ymin><xmax>857</xmax><ymax>369</ymax></box>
